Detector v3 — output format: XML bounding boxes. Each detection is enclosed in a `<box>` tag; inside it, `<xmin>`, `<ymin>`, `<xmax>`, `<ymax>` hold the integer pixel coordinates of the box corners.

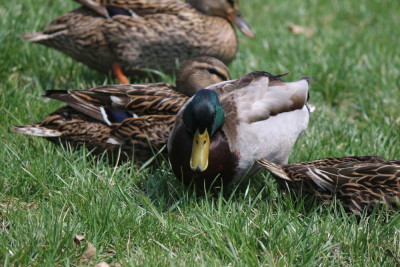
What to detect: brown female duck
<box><xmin>168</xmin><ymin>72</ymin><xmax>311</xmax><ymax>189</ymax></box>
<box><xmin>22</xmin><ymin>0</ymin><xmax>254</xmax><ymax>83</ymax></box>
<box><xmin>13</xmin><ymin>57</ymin><xmax>230</xmax><ymax>162</ymax></box>
<box><xmin>257</xmin><ymin>156</ymin><xmax>400</xmax><ymax>215</ymax></box>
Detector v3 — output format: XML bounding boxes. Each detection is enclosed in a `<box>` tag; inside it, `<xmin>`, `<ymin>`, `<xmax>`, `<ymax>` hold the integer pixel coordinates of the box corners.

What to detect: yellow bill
<box><xmin>190</xmin><ymin>128</ymin><xmax>210</xmax><ymax>172</ymax></box>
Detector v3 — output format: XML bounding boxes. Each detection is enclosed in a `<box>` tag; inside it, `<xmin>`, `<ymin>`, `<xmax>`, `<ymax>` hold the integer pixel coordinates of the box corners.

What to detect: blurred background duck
<box><xmin>13</xmin><ymin>57</ymin><xmax>230</xmax><ymax>162</ymax></box>
<box><xmin>22</xmin><ymin>0</ymin><xmax>254</xmax><ymax>84</ymax></box>
<box><xmin>258</xmin><ymin>156</ymin><xmax>400</xmax><ymax>215</ymax></box>
<box><xmin>168</xmin><ymin>72</ymin><xmax>311</xmax><ymax>189</ymax></box>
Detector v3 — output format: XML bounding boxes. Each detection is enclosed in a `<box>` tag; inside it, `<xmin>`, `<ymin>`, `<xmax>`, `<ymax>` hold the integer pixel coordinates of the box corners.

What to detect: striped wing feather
<box><xmin>13</xmin><ymin>106</ymin><xmax>176</xmax><ymax>162</ymax></box>
<box><xmin>112</xmin><ymin>115</ymin><xmax>176</xmax><ymax>148</ymax></box>
<box><xmin>45</xmin><ymin>84</ymin><xmax>188</xmax><ymax>122</ymax></box>
<box><xmin>258</xmin><ymin>157</ymin><xmax>400</xmax><ymax>214</ymax></box>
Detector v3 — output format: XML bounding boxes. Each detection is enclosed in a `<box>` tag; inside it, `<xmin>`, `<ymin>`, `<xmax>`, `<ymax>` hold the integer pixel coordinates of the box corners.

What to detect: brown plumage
<box><xmin>257</xmin><ymin>156</ymin><xmax>400</xmax><ymax>215</ymax></box>
<box><xmin>15</xmin><ymin>106</ymin><xmax>175</xmax><ymax>161</ymax></box>
<box><xmin>22</xmin><ymin>0</ymin><xmax>253</xmax><ymax>82</ymax></box>
<box><xmin>13</xmin><ymin>57</ymin><xmax>230</xmax><ymax>162</ymax></box>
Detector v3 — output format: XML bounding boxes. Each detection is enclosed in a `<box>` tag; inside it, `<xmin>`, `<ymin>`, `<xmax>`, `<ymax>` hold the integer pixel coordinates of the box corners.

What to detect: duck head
<box><xmin>186</xmin><ymin>0</ymin><xmax>255</xmax><ymax>37</ymax></box>
<box><xmin>183</xmin><ymin>89</ymin><xmax>225</xmax><ymax>172</ymax></box>
<box><xmin>176</xmin><ymin>56</ymin><xmax>231</xmax><ymax>97</ymax></box>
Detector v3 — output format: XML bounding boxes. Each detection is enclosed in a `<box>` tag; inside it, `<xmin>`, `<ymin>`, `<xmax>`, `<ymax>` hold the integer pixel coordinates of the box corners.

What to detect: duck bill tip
<box><xmin>229</xmin><ymin>13</ymin><xmax>255</xmax><ymax>38</ymax></box>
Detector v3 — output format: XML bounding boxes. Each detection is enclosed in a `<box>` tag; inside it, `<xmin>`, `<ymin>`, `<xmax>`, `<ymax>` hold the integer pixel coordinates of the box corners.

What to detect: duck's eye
<box><xmin>212</xmin><ymin>112</ymin><xmax>216</xmax><ymax>119</ymax></box>
<box><xmin>207</xmin><ymin>68</ymin><xmax>228</xmax><ymax>81</ymax></box>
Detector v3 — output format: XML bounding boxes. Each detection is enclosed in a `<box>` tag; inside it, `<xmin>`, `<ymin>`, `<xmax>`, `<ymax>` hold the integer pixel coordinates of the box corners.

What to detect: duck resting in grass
<box><xmin>13</xmin><ymin>57</ymin><xmax>230</xmax><ymax>162</ymax></box>
<box><xmin>257</xmin><ymin>156</ymin><xmax>400</xmax><ymax>215</ymax></box>
<box><xmin>168</xmin><ymin>71</ymin><xmax>311</xmax><ymax>189</ymax></box>
<box><xmin>22</xmin><ymin>0</ymin><xmax>254</xmax><ymax>83</ymax></box>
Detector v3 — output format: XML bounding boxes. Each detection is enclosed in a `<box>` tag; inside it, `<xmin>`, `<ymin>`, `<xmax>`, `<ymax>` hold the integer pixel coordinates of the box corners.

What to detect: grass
<box><xmin>1</xmin><ymin>0</ymin><xmax>400</xmax><ymax>265</ymax></box>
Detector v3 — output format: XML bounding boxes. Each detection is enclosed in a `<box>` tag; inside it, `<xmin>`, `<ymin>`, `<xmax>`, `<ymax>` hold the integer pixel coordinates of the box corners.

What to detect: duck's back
<box><xmin>106</xmin><ymin>12</ymin><xmax>237</xmax><ymax>75</ymax></box>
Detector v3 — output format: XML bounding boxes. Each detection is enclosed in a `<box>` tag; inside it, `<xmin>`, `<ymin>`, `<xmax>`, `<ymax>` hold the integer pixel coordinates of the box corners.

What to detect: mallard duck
<box><xmin>13</xmin><ymin>56</ymin><xmax>230</xmax><ymax>162</ymax></box>
<box><xmin>22</xmin><ymin>0</ymin><xmax>254</xmax><ymax>84</ymax></box>
<box><xmin>167</xmin><ymin>71</ymin><xmax>311</xmax><ymax>189</ymax></box>
<box><xmin>257</xmin><ymin>156</ymin><xmax>400</xmax><ymax>215</ymax></box>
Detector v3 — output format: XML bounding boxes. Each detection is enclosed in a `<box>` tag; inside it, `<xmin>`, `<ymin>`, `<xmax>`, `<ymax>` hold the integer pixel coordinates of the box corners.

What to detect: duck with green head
<box><xmin>168</xmin><ymin>71</ymin><xmax>311</xmax><ymax>189</ymax></box>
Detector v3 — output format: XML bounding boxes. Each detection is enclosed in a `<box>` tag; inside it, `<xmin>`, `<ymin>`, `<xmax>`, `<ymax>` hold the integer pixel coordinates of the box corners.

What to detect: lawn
<box><xmin>1</xmin><ymin>0</ymin><xmax>400</xmax><ymax>265</ymax></box>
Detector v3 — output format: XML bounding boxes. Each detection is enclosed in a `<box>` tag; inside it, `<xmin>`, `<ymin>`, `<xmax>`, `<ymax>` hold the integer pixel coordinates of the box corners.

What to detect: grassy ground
<box><xmin>1</xmin><ymin>0</ymin><xmax>400</xmax><ymax>265</ymax></box>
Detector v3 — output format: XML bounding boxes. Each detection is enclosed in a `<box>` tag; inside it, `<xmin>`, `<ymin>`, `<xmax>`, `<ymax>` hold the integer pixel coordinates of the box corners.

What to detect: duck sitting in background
<box><xmin>13</xmin><ymin>57</ymin><xmax>230</xmax><ymax>162</ymax></box>
<box><xmin>257</xmin><ymin>156</ymin><xmax>400</xmax><ymax>215</ymax></box>
<box><xmin>22</xmin><ymin>0</ymin><xmax>254</xmax><ymax>84</ymax></box>
<box><xmin>168</xmin><ymin>72</ymin><xmax>311</xmax><ymax>189</ymax></box>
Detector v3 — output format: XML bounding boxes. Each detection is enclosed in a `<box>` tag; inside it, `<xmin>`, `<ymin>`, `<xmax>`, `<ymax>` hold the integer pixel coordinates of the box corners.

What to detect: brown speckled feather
<box><xmin>14</xmin><ymin>106</ymin><xmax>121</xmax><ymax>154</ymax></box>
<box><xmin>13</xmin><ymin>107</ymin><xmax>175</xmax><ymax>162</ymax></box>
<box><xmin>111</xmin><ymin>115</ymin><xmax>176</xmax><ymax>148</ymax></box>
<box><xmin>258</xmin><ymin>156</ymin><xmax>400</xmax><ymax>215</ymax></box>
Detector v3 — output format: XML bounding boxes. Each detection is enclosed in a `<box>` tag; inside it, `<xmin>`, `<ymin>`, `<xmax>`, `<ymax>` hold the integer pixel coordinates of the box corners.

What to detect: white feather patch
<box><xmin>106</xmin><ymin>137</ymin><xmax>123</xmax><ymax>145</ymax></box>
<box><xmin>110</xmin><ymin>95</ymin><xmax>125</xmax><ymax>106</ymax></box>
<box><xmin>232</xmin><ymin>106</ymin><xmax>310</xmax><ymax>183</ymax></box>
<box><xmin>205</xmin><ymin>79</ymin><xmax>236</xmax><ymax>90</ymax></box>
<box><xmin>100</xmin><ymin>107</ymin><xmax>112</xmax><ymax>125</ymax></box>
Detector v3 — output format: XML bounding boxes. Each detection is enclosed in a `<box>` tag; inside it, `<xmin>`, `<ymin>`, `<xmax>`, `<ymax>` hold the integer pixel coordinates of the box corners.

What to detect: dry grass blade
<box><xmin>81</xmin><ymin>242</ymin><xmax>97</xmax><ymax>264</ymax></box>
<box><xmin>95</xmin><ymin>262</ymin><xmax>110</xmax><ymax>267</ymax></box>
<box><xmin>287</xmin><ymin>23</ymin><xmax>314</xmax><ymax>38</ymax></box>
<box><xmin>73</xmin><ymin>234</ymin><xmax>97</xmax><ymax>264</ymax></box>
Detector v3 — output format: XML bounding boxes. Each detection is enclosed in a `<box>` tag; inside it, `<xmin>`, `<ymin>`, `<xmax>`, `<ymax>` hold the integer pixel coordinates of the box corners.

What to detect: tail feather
<box><xmin>387</xmin><ymin>160</ymin><xmax>400</xmax><ymax>166</ymax></box>
<box><xmin>13</xmin><ymin>125</ymin><xmax>62</xmax><ymax>137</ymax></box>
<box><xmin>44</xmin><ymin>90</ymin><xmax>104</xmax><ymax>122</ymax></box>
<box><xmin>74</xmin><ymin>0</ymin><xmax>108</xmax><ymax>17</ymax></box>
<box><xmin>257</xmin><ymin>159</ymin><xmax>290</xmax><ymax>181</ymax></box>
<box><xmin>21</xmin><ymin>32</ymin><xmax>52</xmax><ymax>43</ymax></box>
<box><xmin>44</xmin><ymin>90</ymin><xmax>71</xmax><ymax>101</ymax></box>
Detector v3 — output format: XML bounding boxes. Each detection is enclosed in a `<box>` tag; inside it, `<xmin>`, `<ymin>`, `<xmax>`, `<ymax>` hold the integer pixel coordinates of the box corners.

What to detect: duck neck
<box><xmin>175</xmin><ymin>13</ymin><xmax>238</xmax><ymax>72</ymax></box>
<box><xmin>200</xmin><ymin>16</ymin><xmax>238</xmax><ymax>65</ymax></box>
